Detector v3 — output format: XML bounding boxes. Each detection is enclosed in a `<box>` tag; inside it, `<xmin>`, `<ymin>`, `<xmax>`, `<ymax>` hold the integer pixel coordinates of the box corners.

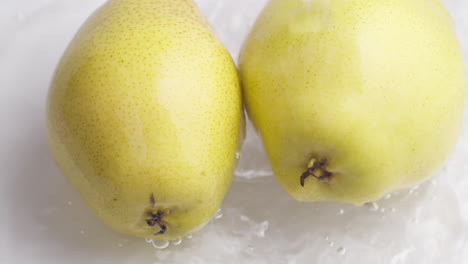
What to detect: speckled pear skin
<box><xmin>47</xmin><ymin>0</ymin><xmax>242</xmax><ymax>240</ymax></box>
<box><xmin>240</xmin><ymin>0</ymin><xmax>466</xmax><ymax>205</ymax></box>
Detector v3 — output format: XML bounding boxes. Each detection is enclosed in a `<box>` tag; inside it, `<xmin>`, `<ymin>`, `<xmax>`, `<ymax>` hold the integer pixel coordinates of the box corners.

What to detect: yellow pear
<box><xmin>240</xmin><ymin>0</ymin><xmax>466</xmax><ymax>205</ymax></box>
<box><xmin>47</xmin><ymin>0</ymin><xmax>242</xmax><ymax>240</ymax></box>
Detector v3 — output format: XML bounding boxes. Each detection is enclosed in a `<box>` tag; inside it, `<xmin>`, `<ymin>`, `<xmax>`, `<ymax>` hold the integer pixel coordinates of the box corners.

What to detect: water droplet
<box><xmin>145</xmin><ymin>238</ymin><xmax>153</xmax><ymax>243</ymax></box>
<box><xmin>186</xmin><ymin>234</ymin><xmax>193</xmax><ymax>239</ymax></box>
<box><xmin>328</xmin><ymin>241</ymin><xmax>334</xmax><ymax>247</ymax></box>
<box><xmin>408</xmin><ymin>185</ymin><xmax>420</xmax><ymax>194</ymax></box>
<box><xmin>391</xmin><ymin>208</ymin><xmax>396</xmax><ymax>213</ymax></box>
<box><xmin>245</xmin><ymin>245</ymin><xmax>255</xmax><ymax>255</ymax></box>
<box><xmin>384</xmin><ymin>194</ymin><xmax>392</xmax><ymax>200</ymax></box>
<box><xmin>380</xmin><ymin>208</ymin><xmax>385</xmax><ymax>213</ymax></box>
<box><xmin>67</xmin><ymin>201</ymin><xmax>73</xmax><ymax>206</ymax></box>
<box><xmin>117</xmin><ymin>243</ymin><xmax>123</xmax><ymax>247</ymax></box>
<box><xmin>79</xmin><ymin>230</ymin><xmax>85</xmax><ymax>235</ymax></box>
<box><xmin>214</xmin><ymin>208</ymin><xmax>223</xmax><ymax>220</ymax></box>
<box><xmin>152</xmin><ymin>240</ymin><xmax>169</xmax><ymax>249</ymax></box>
<box><xmin>172</xmin><ymin>238</ymin><xmax>182</xmax><ymax>246</ymax></box>
<box><xmin>236</xmin><ymin>152</ymin><xmax>242</xmax><ymax>159</ymax></box>
<box><xmin>324</xmin><ymin>236</ymin><xmax>329</xmax><ymax>241</ymax></box>
<box><xmin>253</xmin><ymin>221</ymin><xmax>269</xmax><ymax>238</ymax></box>
<box><xmin>337</xmin><ymin>209</ymin><xmax>344</xmax><ymax>215</ymax></box>
<box><xmin>337</xmin><ymin>247</ymin><xmax>346</xmax><ymax>255</ymax></box>
<box><xmin>368</xmin><ymin>202</ymin><xmax>379</xmax><ymax>211</ymax></box>
<box><xmin>240</xmin><ymin>215</ymin><xmax>249</xmax><ymax>222</ymax></box>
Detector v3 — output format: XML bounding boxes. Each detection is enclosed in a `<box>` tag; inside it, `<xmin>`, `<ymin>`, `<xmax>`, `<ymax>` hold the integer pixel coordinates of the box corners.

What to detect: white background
<box><xmin>1</xmin><ymin>0</ymin><xmax>467</xmax><ymax>263</ymax></box>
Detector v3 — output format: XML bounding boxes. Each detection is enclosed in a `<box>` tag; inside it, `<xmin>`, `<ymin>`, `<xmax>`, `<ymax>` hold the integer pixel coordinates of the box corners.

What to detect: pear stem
<box><xmin>300</xmin><ymin>158</ymin><xmax>332</xmax><ymax>186</ymax></box>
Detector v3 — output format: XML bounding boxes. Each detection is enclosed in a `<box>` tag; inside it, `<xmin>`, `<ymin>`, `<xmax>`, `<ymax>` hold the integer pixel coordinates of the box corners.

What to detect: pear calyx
<box><xmin>300</xmin><ymin>158</ymin><xmax>332</xmax><ymax>186</ymax></box>
<box><xmin>145</xmin><ymin>193</ymin><xmax>168</xmax><ymax>235</ymax></box>
<box><xmin>146</xmin><ymin>211</ymin><xmax>167</xmax><ymax>235</ymax></box>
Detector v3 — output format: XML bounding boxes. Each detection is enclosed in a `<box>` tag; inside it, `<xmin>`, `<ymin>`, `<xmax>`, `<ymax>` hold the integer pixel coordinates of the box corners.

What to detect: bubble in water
<box><xmin>384</xmin><ymin>194</ymin><xmax>392</xmax><ymax>200</ymax></box>
<box><xmin>145</xmin><ymin>238</ymin><xmax>153</xmax><ymax>243</ymax></box>
<box><xmin>186</xmin><ymin>234</ymin><xmax>193</xmax><ymax>239</ymax></box>
<box><xmin>380</xmin><ymin>208</ymin><xmax>385</xmax><ymax>213</ymax></box>
<box><xmin>117</xmin><ymin>243</ymin><xmax>123</xmax><ymax>247</ymax></box>
<box><xmin>337</xmin><ymin>247</ymin><xmax>346</xmax><ymax>255</ymax></box>
<box><xmin>431</xmin><ymin>179</ymin><xmax>438</xmax><ymax>186</ymax></box>
<box><xmin>391</xmin><ymin>208</ymin><xmax>396</xmax><ymax>213</ymax></box>
<box><xmin>337</xmin><ymin>209</ymin><xmax>344</xmax><ymax>215</ymax></box>
<box><xmin>214</xmin><ymin>208</ymin><xmax>223</xmax><ymax>220</ymax></box>
<box><xmin>328</xmin><ymin>241</ymin><xmax>335</xmax><ymax>247</ymax></box>
<box><xmin>79</xmin><ymin>230</ymin><xmax>85</xmax><ymax>235</ymax></box>
<box><xmin>324</xmin><ymin>236</ymin><xmax>329</xmax><ymax>241</ymax></box>
<box><xmin>172</xmin><ymin>238</ymin><xmax>182</xmax><ymax>246</ymax></box>
<box><xmin>152</xmin><ymin>240</ymin><xmax>169</xmax><ymax>249</ymax></box>
<box><xmin>67</xmin><ymin>201</ymin><xmax>73</xmax><ymax>206</ymax></box>
<box><xmin>236</xmin><ymin>152</ymin><xmax>242</xmax><ymax>160</ymax></box>
<box><xmin>368</xmin><ymin>202</ymin><xmax>379</xmax><ymax>211</ymax></box>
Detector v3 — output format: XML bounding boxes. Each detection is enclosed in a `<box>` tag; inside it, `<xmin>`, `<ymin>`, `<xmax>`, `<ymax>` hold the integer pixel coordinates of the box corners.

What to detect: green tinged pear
<box><xmin>47</xmin><ymin>0</ymin><xmax>242</xmax><ymax>240</ymax></box>
<box><xmin>240</xmin><ymin>0</ymin><xmax>466</xmax><ymax>205</ymax></box>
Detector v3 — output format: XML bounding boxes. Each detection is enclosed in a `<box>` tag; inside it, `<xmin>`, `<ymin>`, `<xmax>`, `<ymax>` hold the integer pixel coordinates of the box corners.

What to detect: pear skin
<box><xmin>47</xmin><ymin>0</ymin><xmax>242</xmax><ymax>240</ymax></box>
<box><xmin>240</xmin><ymin>0</ymin><xmax>466</xmax><ymax>205</ymax></box>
